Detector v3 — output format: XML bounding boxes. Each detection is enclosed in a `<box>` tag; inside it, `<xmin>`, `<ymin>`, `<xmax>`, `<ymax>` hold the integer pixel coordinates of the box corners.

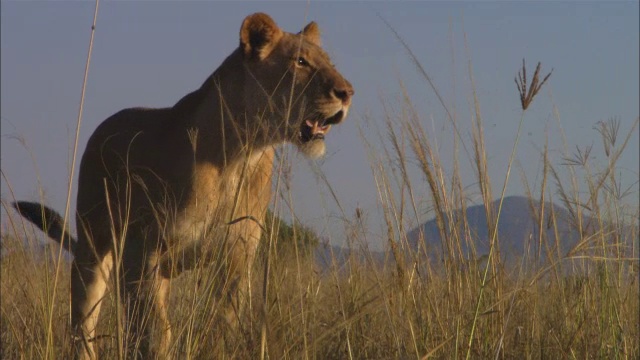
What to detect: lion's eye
<box><xmin>295</xmin><ymin>57</ymin><xmax>310</xmax><ymax>67</ymax></box>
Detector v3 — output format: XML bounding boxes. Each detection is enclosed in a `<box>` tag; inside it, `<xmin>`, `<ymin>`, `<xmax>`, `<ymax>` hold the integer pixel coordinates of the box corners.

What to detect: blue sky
<box><xmin>2</xmin><ymin>1</ymin><xmax>638</xmax><ymax>250</ymax></box>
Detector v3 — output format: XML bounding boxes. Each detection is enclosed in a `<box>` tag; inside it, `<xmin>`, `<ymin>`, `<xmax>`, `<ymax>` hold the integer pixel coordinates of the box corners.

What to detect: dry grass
<box><xmin>2</xmin><ymin>24</ymin><xmax>639</xmax><ymax>360</ymax></box>
<box><xmin>2</xmin><ymin>219</ymin><xmax>638</xmax><ymax>359</ymax></box>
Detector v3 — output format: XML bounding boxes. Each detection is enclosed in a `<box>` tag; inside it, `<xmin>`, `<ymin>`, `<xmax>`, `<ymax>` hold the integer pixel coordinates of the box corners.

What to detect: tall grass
<box><xmin>2</xmin><ymin>26</ymin><xmax>638</xmax><ymax>360</ymax></box>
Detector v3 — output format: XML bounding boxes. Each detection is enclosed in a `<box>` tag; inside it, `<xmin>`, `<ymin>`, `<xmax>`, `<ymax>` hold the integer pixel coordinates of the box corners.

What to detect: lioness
<box><xmin>12</xmin><ymin>13</ymin><xmax>353</xmax><ymax>359</ymax></box>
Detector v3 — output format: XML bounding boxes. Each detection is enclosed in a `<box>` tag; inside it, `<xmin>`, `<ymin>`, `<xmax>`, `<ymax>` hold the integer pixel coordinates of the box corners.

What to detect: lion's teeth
<box><xmin>304</xmin><ymin>120</ymin><xmax>330</xmax><ymax>136</ymax></box>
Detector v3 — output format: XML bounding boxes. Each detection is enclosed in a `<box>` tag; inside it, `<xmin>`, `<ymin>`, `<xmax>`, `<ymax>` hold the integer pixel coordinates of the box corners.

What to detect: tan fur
<box><xmin>62</xmin><ymin>13</ymin><xmax>352</xmax><ymax>359</ymax></box>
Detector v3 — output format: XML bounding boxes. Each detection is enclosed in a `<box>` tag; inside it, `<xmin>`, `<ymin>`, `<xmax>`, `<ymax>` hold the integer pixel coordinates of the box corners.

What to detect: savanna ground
<box><xmin>1</xmin><ymin>25</ymin><xmax>638</xmax><ymax>360</ymax></box>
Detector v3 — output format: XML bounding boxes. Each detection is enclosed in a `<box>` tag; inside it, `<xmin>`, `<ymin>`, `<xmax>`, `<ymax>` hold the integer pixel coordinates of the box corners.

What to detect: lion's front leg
<box><xmin>157</xmin><ymin>217</ymin><xmax>262</xmax><ymax>317</ymax></box>
<box><xmin>220</xmin><ymin>217</ymin><xmax>262</xmax><ymax>324</ymax></box>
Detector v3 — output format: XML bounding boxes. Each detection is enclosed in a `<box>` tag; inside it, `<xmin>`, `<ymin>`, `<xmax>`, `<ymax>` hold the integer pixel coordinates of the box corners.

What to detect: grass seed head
<box><xmin>515</xmin><ymin>59</ymin><xmax>553</xmax><ymax>110</ymax></box>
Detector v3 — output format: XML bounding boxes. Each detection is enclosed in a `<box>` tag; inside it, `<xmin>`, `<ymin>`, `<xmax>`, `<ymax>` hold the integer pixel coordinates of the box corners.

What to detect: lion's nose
<box><xmin>333</xmin><ymin>82</ymin><xmax>354</xmax><ymax>104</ymax></box>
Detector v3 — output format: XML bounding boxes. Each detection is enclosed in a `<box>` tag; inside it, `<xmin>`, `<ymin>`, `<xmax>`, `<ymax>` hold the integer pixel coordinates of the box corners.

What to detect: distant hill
<box><xmin>407</xmin><ymin>196</ymin><xmax>636</xmax><ymax>267</ymax></box>
<box><xmin>311</xmin><ymin>195</ymin><xmax>637</xmax><ymax>272</ymax></box>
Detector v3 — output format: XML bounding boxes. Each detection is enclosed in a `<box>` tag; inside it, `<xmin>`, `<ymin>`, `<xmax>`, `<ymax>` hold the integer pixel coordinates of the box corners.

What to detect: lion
<box><xmin>12</xmin><ymin>12</ymin><xmax>353</xmax><ymax>359</ymax></box>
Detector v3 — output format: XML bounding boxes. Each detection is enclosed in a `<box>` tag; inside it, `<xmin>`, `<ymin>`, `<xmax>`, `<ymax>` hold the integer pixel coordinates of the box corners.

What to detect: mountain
<box><xmin>407</xmin><ymin>196</ymin><xmax>636</xmax><ymax>267</ymax></box>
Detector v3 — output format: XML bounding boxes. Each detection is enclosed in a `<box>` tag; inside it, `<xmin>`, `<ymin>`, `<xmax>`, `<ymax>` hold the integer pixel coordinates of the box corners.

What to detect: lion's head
<box><xmin>236</xmin><ymin>13</ymin><xmax>354</xmax><ymax>158</ymax></box>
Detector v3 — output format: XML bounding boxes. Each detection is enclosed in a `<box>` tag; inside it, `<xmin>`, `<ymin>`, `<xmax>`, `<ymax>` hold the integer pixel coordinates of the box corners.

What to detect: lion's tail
<box><xmin>12</xmin><ymin>201</ymin><xmax>77</xmax><ymax>256</ymax></box>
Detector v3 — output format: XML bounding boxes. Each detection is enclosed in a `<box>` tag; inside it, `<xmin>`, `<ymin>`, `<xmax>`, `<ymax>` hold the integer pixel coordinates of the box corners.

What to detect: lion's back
<box><xmin>76</xmin><ymin>106</ymin><xmax>191</xmax><ymax>219</ymax></box>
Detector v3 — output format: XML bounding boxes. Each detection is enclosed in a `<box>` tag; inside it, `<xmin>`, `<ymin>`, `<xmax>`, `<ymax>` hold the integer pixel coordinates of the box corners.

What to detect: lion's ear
<box><xmin>299</xmin><ymin>21</ymin><xmax>322</xmax><ymax>46</ymax></box>
<box><xmin>240</xmin><ymin>13</ymin><xmax>283</xmax><ymax>60</ymax></box>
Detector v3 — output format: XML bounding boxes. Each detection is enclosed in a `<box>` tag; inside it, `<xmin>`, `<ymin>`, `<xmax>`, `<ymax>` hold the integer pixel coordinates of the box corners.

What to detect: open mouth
<box><xmin>299</xmin><ymin>110</ymin><xmax>344</xmax><ymax>143</ymax></box>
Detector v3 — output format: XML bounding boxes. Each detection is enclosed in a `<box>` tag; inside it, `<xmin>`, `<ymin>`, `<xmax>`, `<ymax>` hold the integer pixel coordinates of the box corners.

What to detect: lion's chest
<box><xmin>168</xmin><ymin>152</ymin><xmax>272</xmax><ymax>246</ymax></box>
